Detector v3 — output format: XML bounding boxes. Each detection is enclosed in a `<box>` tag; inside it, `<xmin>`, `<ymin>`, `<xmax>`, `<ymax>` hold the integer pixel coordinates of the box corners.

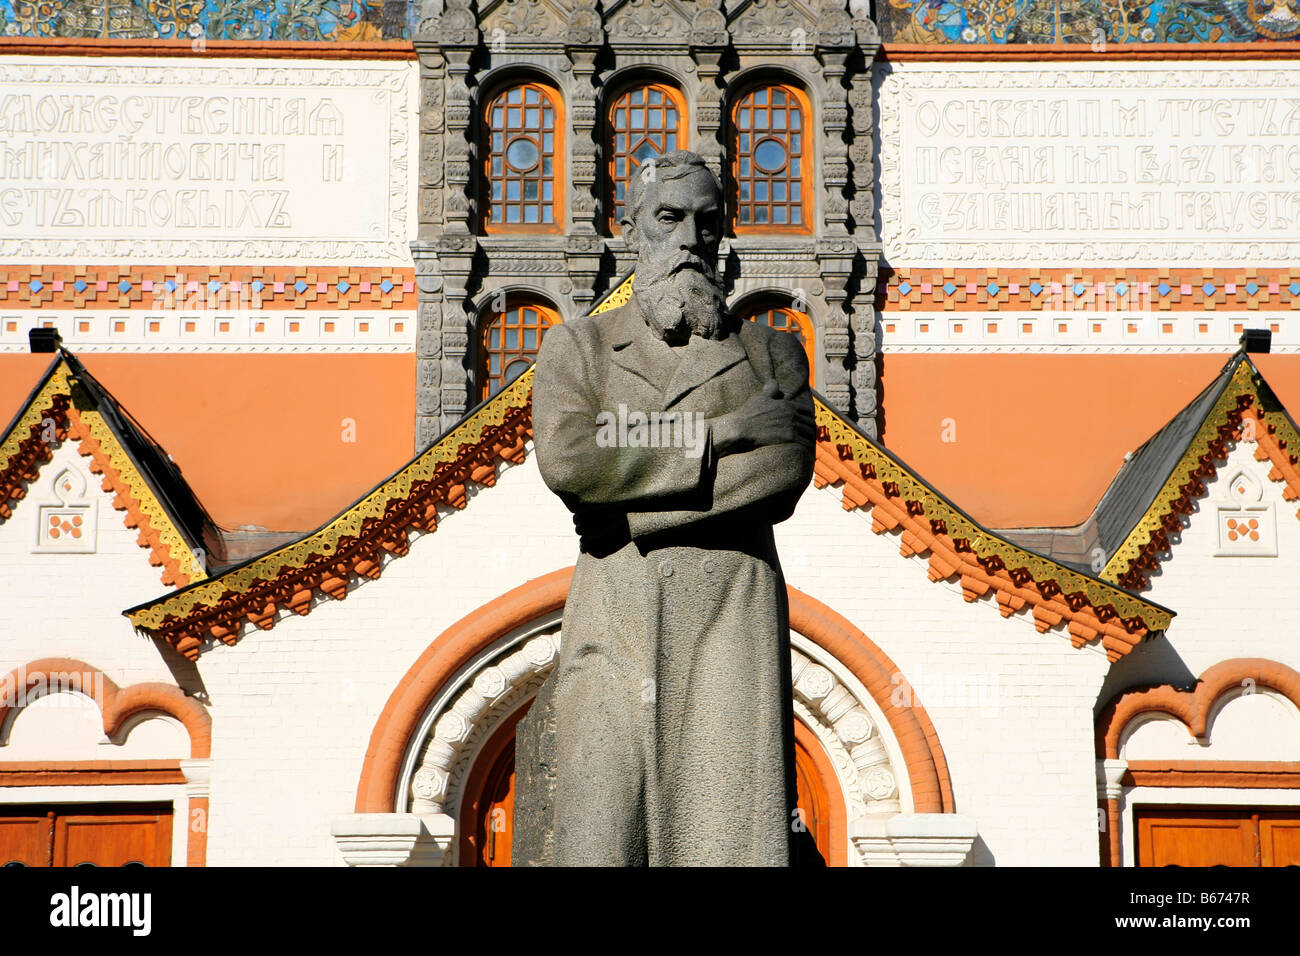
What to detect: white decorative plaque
<box><xmin>0</xmin><ymin>57</ymin><xmax>415</xmax><ymax>264</ymax></box>
<box><xmin>877</xmin><ymin>61</ymin><xmax>1300</xmax><ymax>266</ymax></box>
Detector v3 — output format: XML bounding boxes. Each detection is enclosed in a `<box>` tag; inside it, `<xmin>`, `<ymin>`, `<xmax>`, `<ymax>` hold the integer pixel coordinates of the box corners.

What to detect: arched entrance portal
<box><xmin>456</xmin><ymin>701</ymin><xmax>846</xmax><ymax>867</ymax></box>
<box><xmin>356</xmin><ymin>569</ymin><xmax>956</xmax><ymax>867</ymax></box>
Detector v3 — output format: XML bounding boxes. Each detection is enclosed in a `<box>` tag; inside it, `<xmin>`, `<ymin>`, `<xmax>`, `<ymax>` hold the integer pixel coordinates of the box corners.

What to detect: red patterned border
<box><xmin>0</xmin><ymin>266</ymin><xmax>415</xmax><ymax>311</ymax></box>
<box><xmin>883</xmin><ymin>267</ymin><xmax>1300</xmax><ymax>312</ymax></box>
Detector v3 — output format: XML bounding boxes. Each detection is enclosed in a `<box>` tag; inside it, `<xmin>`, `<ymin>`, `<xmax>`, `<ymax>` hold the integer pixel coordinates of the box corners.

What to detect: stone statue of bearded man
<box><xmin>513</xmin><ymin>150</ymin><xmax>817</xmax><ymax>866</ymax></box>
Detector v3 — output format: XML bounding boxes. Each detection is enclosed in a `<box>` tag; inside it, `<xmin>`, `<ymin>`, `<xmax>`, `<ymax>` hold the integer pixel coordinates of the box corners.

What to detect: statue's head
<box><xmin>621</xmin><ymin>150</ymin><xmax>728</xmax><ymax>343</ymax></box>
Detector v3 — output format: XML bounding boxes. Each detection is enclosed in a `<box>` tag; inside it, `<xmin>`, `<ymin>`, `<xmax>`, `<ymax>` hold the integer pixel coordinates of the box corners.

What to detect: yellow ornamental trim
<box><xmin>1100</xmin><ymin>361</ymin><xmax>1256</xmax><ymax>584</ymax></box>
<box><xmin>0</xmin><ymin>363</ymin><xmax>72</xmax><ymax>484</ymax></box>
<box><xmin>817</xmin><ymin>398</ymin><xmax>1173</xmax><ymax>633</ymax></box>
<box><xmin>125</xmin><ymin>368</ymin><xmax>536</xmax><ymax>631</ymax></box>
<box><xmin>73</xmin><ymin>403</ymin><xmax>208</xmax><ymax>586</ymax></box>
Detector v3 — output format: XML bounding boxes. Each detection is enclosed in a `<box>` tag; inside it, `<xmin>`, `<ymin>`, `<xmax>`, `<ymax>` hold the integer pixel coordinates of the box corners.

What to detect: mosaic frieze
<box><xmin>0</xmin><ymin>0</ymin><xmax>409</xmax><ymax>39</ymax></box>
<box><xmin>878</xmin><ymin>0</ymin><xmax>1300</xmax><ymax>42</ymax></box>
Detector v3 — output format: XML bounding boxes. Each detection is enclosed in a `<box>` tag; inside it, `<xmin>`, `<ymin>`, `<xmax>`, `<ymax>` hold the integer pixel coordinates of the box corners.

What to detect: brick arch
<box><xmin>0</xmin><ymin>658</ymin><xmax>212</xmax><ymax>867</ymax></box>
<box><xmin>1096</xmin><ymin>658</ymin><xmax>1300</xmax><ymax>760</ymax></box>
<box><xmin>355</xmin><ymin>568</ymin><xmax>955</xmax><ymax>815</ymax></box>
<box><xmin>0</xmin><ymin>658</ymin><xmax>210</xmax><ymax>758</ymax></box>
<box><xmin>1094</xmin><ymin>658</ymin><xmax>1300</xmax><ymax>867</ymax></box>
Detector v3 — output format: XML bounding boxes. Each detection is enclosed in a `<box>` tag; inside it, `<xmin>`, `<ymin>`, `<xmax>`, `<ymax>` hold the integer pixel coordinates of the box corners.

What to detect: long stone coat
<box><xmin>513</xmin><ymin>297</ymin><xmax>815</xmax><ymax>867</ymax></box>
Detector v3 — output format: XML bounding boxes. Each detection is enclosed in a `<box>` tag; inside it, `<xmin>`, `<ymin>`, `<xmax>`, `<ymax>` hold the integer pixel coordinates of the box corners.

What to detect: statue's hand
<box><xmin>711</xmin><ymin>379</ymin><xmax>816</xmax><ymax>456</ymax></box>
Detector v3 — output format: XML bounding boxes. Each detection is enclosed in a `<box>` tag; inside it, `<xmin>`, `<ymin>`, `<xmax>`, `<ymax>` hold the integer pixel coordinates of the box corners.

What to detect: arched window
<box><xmin>483</xmin><ymin>81</ymin><xmax>563</xmax><ymax>231</ymax></box>
<box><xmin>745</xmin><ymin>304</ymin><xmax>815</xmax><ymax>379</ymax></box>
<box><xmin>730</xmin><ymin>83</ymin><xmax>811</xmax><ymax>232</ymax></box>
<box><xmin>479</xmin><ymin>301</ymin><xmax>561</xmax><ymax>400</ymax></box>
<box><xmin>607</xmin><ymin>82</ymin><xmax>688</xmax><ymax>233</ymax></box>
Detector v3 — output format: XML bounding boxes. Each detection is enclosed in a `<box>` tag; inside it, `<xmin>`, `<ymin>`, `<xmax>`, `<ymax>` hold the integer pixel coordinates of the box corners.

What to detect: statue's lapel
<box><xmin>661</xmin><ymin>327</ymin><xmax>747</xmax><ymax>409</ymax></box>
<box><xmin>608</xmin><ymin>298</ymin><xmax>676</xmax><ymax>393</ymax></box>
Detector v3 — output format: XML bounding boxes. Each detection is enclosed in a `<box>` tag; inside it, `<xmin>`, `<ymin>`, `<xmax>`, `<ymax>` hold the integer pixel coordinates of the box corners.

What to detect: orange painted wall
<box><xmin>878</xmin><ymin>353</ymin><xmax>1300</xmax><ymax>529</ymax></box>
<box><xmin>1</xmin><ymin>353</ymin><xmax>415</xmax><ymax>532</ymax></box>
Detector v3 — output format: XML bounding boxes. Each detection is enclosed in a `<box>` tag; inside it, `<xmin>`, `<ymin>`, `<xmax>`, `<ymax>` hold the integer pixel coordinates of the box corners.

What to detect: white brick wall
<box><xmin>10</xmin><ymin>436</ymin><xmax>1274</xmax><ymax>867</ymax></box>
<box><xmin>0</xmin><ymin>441</ymin><xmax>178</xmax><ymax>688</ymax></box>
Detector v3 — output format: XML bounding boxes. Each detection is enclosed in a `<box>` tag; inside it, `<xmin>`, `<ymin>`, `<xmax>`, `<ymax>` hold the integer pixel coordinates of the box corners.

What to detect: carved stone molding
<box><xmin>398</xmin><ymin>617</ymin><xmax>912</xmax><ymax>865</ymax></box>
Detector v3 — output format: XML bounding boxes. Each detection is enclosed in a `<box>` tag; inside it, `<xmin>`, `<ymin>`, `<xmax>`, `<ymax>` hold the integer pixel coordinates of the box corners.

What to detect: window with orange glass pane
<box><xmin>745</xmin><ymin>305</ymin><xmax>815</xmax><ymax>378</ymax></box>
<box><xmin>484</xmin><ymin>82</ymin><xmax>562</xmax><ymax>231</ymax></box>
<box><xmin>608</xmin><ymin>83</ymin><xmax>687</xmax><ymax>233</ymax></box>
<box><xmin>731</xmin><ymin>83</ymin><xmax>810</xmax><ymax>232</ymax></box>
<box><xmin>479</xmin><ymin>303</ymin><xmax>561</xmax><ymax>401</ymax></box>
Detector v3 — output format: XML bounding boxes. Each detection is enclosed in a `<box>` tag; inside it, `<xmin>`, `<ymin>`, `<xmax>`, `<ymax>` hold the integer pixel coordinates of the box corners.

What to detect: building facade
<box><xmin>1</xmin><ymin>2</ymin><xmax>1299</xmax><ymax>867</ymax></box>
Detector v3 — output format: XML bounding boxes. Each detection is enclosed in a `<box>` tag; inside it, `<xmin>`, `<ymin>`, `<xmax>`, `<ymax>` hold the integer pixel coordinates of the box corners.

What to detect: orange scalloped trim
<box><xmin>146</xmin><ymin>398</ymin><xmax>532</xmax><ymax>661</ymax></box>
<box><xmin>812</xmin><ymin>435</ymin><xmax>1148</xmax><ymax>661</ymax></box>
<box><xmin>0</xmin><ymin>394</ymin><xmax>71</xmax><ymax>523</ymax></box>
<box><xmin>65</xmin><ymin>406</ymin><xmax>192</xmax><ymax>590</ymax></box>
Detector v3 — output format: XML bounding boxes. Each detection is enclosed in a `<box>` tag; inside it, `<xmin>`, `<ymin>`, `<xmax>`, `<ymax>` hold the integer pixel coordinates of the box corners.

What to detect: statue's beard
<box><xmin>634</xmin><ymin>255</ymin><xmax>728</xmax><ymax>344</ymax></box>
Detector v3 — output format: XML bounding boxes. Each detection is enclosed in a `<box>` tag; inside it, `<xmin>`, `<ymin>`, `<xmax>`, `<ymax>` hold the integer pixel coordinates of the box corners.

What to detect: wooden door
<box><xmin>0</xmin><ymin>805</ymin><xmax>171</xmax><ymax>867</ymax></box>
<box><xmin>1260</xmin><ymin>815</ymin><xmax>1300</xmax><ymax>867</ymax></box>
<box><xmin>1137</xmin><ymin>807</ymin><xmax>1300</xmax><ymax>867</ymax></box>
<box><xmin>55</xmin><ymin>809</ymin><xmax>172</xmax><ymax>867</ymax></box>
<box><xmin>0</xmin><ymin>810</ymin><xmax>54</xmax><ymax>867</ymax></box>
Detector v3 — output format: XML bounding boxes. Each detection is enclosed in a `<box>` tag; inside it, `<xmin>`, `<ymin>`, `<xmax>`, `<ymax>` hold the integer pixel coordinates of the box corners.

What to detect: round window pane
<box><xmin>506</xmin><ymin>137</ymin><xmax>540</xmax><ymax>171</ymax></box>
<box><xmin>504</xmin><ymin>359</ymin><xmax>531</xmax><ymax>384</ymax></box>
<box><xmin>753</xmin><ymin>138</ymin><xmax>787</xmax><ymax>174</ymax></box>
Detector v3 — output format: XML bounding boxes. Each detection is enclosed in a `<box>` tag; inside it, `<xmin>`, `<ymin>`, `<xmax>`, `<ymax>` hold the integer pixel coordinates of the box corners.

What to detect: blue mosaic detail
<box><xmin>1290</xmin><ymin>282</ymin><xmax>1300</xmax><ymax>296</ymax></box>
<box><xmin>0</xmin><ymin>0</ymin><xmax>408</xmax><ymax>40</ymax></box>
<box><xmin>1115</xmin><ymin>282</ymin><xmax>1128</xmax><ymax>297</ymax></box>
<box><xmin>1072</xmin><ymin>282</ymin><xmax>1086</xmax><ymax>296</ymax></box>
<box><xmin>380</xmin><ymin>278</ymin><xmax>394</xmax><ymax>294</ymax></box>
<box><xmin>877</xmin><ymin>0</ymin><xmax>1297</xmax><ymax>43</ymax></box>
<box><xmin>1029</xmin><ymin>281</ymin><xmax>1043</xmax><ymax>296</ymax></box>
<box><xmin>251</xmin><ymin>280</ymin><xmax>264</xmax><ymax>294</ymax></box>
<box><xmin>337</xmin><ymin>280</ymin><xmax>350</xmax><ymax>294</ymax></box>
<box><xmin>73</xmin><ymin>279</ymin><xmax>87</xmax><ymax>293</ymax></box>
<box><xmin>1203</xmin><ymin>282</ymin><xmax>1217</xmax><ymax>296</ymax></box>
<box><xmin>164</xmin><ymin>279</ymin><xmax>177</xmax><ymax>293</ymax></box>
<box><xmin>1246</xmin><ymin>281</ymin><xmax>1261</xmax><ymax>295</ymax></box>
<box><xmin>118</xmin><ymin>280</ymin><xmax>131</xmax><ymax>293</ymax></box>
<box><xmin>1157</xmin><ymin>282</ymin><xmax>1172</xmax><ymax>296</ymax></box>
<box><xmin>293</xmin><ymin>279</ymin><xmax>308</xmax><ymax>294</ymax></box>
<box><xmin>986</xmin><ymin>282</ymin><xmax>1000</xmax><ymax>295</ymax></box>
<box><xmin>28</xmin><ymin>280</ymin><xmax>42</xmax><ymax>293</ymax></box>
<box><xmin>209</xmin><ymin>280</ymin><xmax>222</xmax><ymax>293</ymax></box>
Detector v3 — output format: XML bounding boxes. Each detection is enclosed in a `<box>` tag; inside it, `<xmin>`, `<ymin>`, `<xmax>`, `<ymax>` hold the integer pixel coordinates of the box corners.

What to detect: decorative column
<box><xmin>847</xmin><ymin>14</ymin><xmax>881</xmax><ymax>434</ymax></box>
<box><xmin>690</xmin><ymin>1</ymin><xmax>729</xmax><ymax>185</ymax></box>
<box><xmin>413</xmin><ymin>43</ymin><xmax>448</xmax><ymax>451</ymax></box>
<box><xmin>180</xmin><ymin>757</ymin><xmax>210</xmax><ymax>867</ymax></box>
<box><xmin>1097</xmin><ymin>758</ymin><xmax>1128</xmax><ymax>867</ymax></box>
<box><xmin>565</xmin><ymin>3</ymin><xmax>605</xmax><ymax>309</ymax></box>
<box><xmin>815</xmin><ymin>4</ymin><xmax>856</xmax><ymax>415</ymax></box>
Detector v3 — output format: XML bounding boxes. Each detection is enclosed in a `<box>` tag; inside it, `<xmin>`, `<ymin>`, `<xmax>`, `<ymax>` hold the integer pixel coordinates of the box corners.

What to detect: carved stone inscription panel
<box><xmin>0</xmin><ymin>57</ymin><xmax>416</xmax><ymax>263</ymax></box>
<box><xmin>878</xmin><ymin>62</ymin><xmax>1300</xmax><ymax>265</ymax></box>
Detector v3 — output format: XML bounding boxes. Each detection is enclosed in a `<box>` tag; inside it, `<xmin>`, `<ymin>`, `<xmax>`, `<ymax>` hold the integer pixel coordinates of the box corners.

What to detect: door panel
<box><xmin>0</xmin><ymin>811</ymin><xmax>53</xmax><ymax>867</ymax></box>
<box><xmin>1260</xmin><ymin>816</ymin><xmax>1300</xmax><ymax>867</ymax></box>
<box><xmin>56</xmin><ymin>810</ymin><xmax>172</xmax><ymax>867</ymax></box>
<box><xmin>1137</xmin><ymin>807</ymin><xmax>1300</xmax><ymax>867</ymax></box>
<box><xmin>0</xmin><ymin>805</ymin><xmax>171</xmax><ymax>867</ymax></box>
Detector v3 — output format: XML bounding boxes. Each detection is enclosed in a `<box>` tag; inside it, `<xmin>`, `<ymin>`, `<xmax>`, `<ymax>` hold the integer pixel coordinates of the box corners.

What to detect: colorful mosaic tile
<box><xmin>878</xmin><ymin>0</ymin><xmax>1300</xmax><ymax>43</ymax></box>
<box><xmin>0</xmin><ymin>0</ymin><xmax>408</xmax><ymax>39</ymax></box>
<box><xmin>0</xmin><ymin>265</ymin><xmax>416</xmax><ymax>310</ymax></box>
<box><xmin>883</xmin><ymin>268</ymin><xmax>1300</xmax><ymax>312</ymax></box>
